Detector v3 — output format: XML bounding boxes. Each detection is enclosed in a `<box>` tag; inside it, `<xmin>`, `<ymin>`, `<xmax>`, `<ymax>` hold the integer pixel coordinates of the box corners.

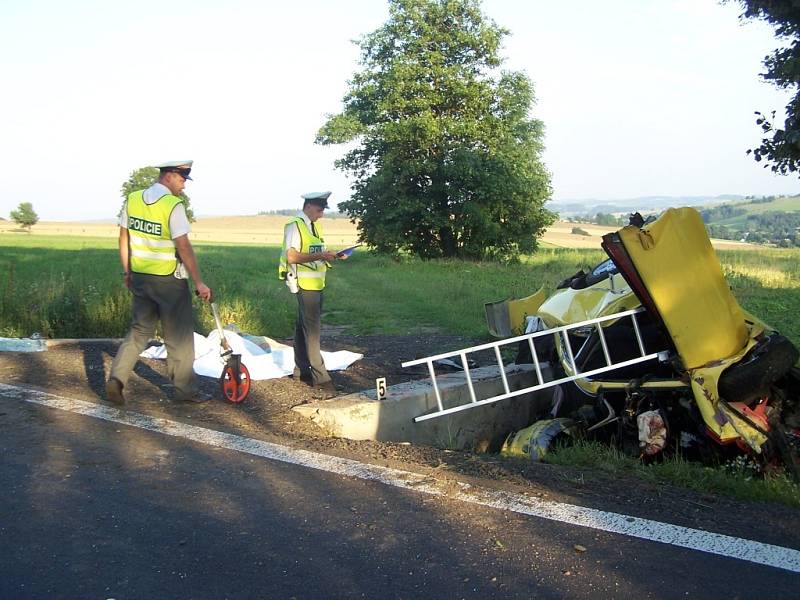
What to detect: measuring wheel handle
<box><xmin>220</xmin><ymin>354</ymin><xmax>251</xmax><ymax>403</ymax></box>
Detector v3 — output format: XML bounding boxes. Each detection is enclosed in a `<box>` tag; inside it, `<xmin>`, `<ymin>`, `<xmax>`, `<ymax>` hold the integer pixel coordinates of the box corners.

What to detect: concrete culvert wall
<box><xmin>293</xmin><ymin>364</ymin><xmax>554</xmax><ymax>452</ymax></box>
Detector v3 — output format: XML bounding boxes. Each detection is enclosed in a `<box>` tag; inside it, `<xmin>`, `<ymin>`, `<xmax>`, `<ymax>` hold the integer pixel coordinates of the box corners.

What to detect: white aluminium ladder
<box><xmin>402</xmin><ymin>307</ymin><xmax>668</xmax><ymax>422</ymax></box>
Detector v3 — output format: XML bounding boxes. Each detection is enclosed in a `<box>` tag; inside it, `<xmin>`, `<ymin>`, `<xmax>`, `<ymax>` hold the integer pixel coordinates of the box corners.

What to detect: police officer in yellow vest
<box><xmin>279</xmin><ymin>191</ymin><xmax>347</xmax><ymax>398</ymax></box>
<box><xmin>106</xmin><ymin>160</ymin><xmax>213</xmax><ymax>405</ymax></box>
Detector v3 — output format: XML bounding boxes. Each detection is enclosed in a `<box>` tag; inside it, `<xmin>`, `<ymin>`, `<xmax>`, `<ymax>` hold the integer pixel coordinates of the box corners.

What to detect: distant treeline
<box><xmin>700</xmin><ymin>196</ymin><xmax>800</xmax><ymax>247</ymax></box>
<box><xmin>699</xmin><ymin>205</ymin><xmax>747</xmax><ymax>223</ymax></box>
<box><xmin>707</xmin><ymin>212</ymin><xmax>800</xmax><ymax>247</ymax></box>
<box><xmin>562</xmin><ymin>196</ymin><xmax>800</xmax><ymax>247</ymax></box>
<box><xmin>257</xmin><ymin>209</ymin><xmax>348</xmax><ymax>219</ymax></box>
<box><xmin>566</xmin><ymin>212</ymin><xmax>628</xmax><ymax>226</ymax></box>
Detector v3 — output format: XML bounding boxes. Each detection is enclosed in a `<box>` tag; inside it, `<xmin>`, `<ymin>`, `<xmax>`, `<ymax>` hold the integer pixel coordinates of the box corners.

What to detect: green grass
<box><xmin>714</xmin><ymin>195</ymin><xmax>800</xmax><ymax>228</ymax></box>
<box><xmin>545</xmin><ymin>440</ymin><xmax>800</xmax><ymax>508</ymax></box>
<box><xmin>0</xmin><ymin>235</ymin><xmax>608</xmax><ymax>340</ymax></box>
<box><xmin>0</xmin><ymin>236</ymin><xmax>129</xmax><ymax>338</ymax></box>
<box><xmin>718</xmin><ymin>247</ymin><xmax>800</xmax><ymax>344</ymax></box>
<box><xmin>1</xmin><ymin>236</ymin><xmax>799</xmax><ymax>349</ymax></box>
<box><xmin>2</xmin><ymin>235</ymin><xmax>799</xmax><ymax>504</ymax></box>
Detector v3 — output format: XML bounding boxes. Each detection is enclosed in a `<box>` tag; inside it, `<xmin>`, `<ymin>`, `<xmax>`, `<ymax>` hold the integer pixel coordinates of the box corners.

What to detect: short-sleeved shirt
<box><xmin>283</xmin><ymin>211</ymin><xmax>313</xmax><ymax>253</ymax></box>
<box><xmin>119</xmin><ymin>183</ymin><xmax>191</xmax><ymax>239</ymax></box>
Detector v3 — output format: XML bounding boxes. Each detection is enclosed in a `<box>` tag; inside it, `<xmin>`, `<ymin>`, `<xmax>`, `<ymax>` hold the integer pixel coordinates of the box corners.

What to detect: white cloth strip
<box><xmin>129</xmin><ymin>234</ymin><xmax>176</xmax><ymax>248</ymax></box>
<box><xmin>130</xmin><ymin>249</ymin><xmax>176</xmax><ymax>261</ymax></box>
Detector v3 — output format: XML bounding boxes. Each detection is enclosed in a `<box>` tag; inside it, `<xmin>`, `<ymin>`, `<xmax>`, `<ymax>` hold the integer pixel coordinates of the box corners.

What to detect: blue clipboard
<box><xmin>336</xmin><ymin>244</ymin><xmax>362</xmax><ymax>258</ymax></box>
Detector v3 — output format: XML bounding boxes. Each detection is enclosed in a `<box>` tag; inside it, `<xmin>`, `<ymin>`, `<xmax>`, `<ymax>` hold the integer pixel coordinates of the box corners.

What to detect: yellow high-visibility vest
<box><xmin>127</xmin><ymin>190</ymin><xmax>183</xmax><ymax>275</ymax></box>
<box><xmin>279</xmin><ymin>217</ymin><xmax>327</xmax><ymax>291</ymax></box>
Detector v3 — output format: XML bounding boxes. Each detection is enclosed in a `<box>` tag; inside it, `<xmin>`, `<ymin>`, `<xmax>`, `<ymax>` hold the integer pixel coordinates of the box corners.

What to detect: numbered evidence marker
<box><xmin>376</xmin><ymin>377</ymin><xmax>387</xmax><ymax>400</ymax></box>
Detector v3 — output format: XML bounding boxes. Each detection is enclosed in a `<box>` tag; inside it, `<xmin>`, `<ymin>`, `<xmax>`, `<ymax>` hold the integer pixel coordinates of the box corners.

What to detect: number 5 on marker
<box><xmin>376</xmin><ymin>377</ymin><xmax>387</xmax><ymax>400</ymax></box>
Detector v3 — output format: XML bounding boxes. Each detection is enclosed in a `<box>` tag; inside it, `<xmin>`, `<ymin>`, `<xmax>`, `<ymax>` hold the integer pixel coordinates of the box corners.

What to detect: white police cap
<box><xmin>156</xmin><ymin>160</ymin><xmax>193</xmax><ymax>180</ymax></box>
<box><xmin>301</xmin><ymin>191</ymin><xmax>331</xmax><ymax>208</ymax></box>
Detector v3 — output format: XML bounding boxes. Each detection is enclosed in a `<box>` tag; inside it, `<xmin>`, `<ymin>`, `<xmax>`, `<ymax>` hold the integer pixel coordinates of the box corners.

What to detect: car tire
<box><xmin>770</xmin><ymin>425</ymin><xmax>800</xmax><ymax>483</ymax></box>
<box><xmin>718</xmin><ymin>334</ymin><xmax>799</xmax><ymax>404</ymax></box>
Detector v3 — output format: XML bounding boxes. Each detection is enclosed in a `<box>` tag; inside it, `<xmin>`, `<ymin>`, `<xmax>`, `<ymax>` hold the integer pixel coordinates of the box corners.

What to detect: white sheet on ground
<box><xmin>0</xmin><ymin>337</ymin><xmax>47</xmax><ymax>352</ymax></box>
<box><xmin>139</xmin><ymin>330</ymin><xmax>362</xmax><ymax>380</ymax></box>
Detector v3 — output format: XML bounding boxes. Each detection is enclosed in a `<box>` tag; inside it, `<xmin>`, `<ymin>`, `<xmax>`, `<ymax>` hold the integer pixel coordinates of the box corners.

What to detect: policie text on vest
<box><xmin>129</xmin><ymin>216</ymin><xmax>163</xmax><ymax>237</ymax></box>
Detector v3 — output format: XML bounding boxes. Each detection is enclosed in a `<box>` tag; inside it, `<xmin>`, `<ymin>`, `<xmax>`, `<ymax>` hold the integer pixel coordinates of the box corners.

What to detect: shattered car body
<box><xmin>518</xmin><ymin>207</ymin><xmax>800</xmax><ymax>472</ymax></box>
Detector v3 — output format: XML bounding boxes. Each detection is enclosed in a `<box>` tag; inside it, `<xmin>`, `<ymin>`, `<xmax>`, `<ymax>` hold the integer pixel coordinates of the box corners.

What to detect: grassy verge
<box><xmin>0</xmin><ymin>236</ymin><xmax>609</xmax><ymax>340</ymax></box>
<box><xmin>1</xmin><ymin>236</ymin><xmax>798</xmax><ymax>347</ymax></box>
<box><xmin>1</xmin><ymin>235</ymin><xmax>799</xmax><ymax>504</ymax></box>
<box><xmin>545</xmin><ymin>440</ymin><xmax>800</xmax><ymax>508</ymax></box>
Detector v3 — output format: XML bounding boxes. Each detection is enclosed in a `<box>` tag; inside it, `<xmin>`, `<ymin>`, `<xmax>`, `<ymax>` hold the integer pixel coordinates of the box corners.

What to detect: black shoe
<box><xmin>176</xmin><ymin>391</ymin><xmax>213</xmax><ymax>404</ymax></box>
<box><xmin>312</xmin><ymin>381</ymin><xmax>338</xmax><ymax>400</ymax></box>
<box><xmin>292</xmin><ymin>371</ymin><xmax>313</xmax><ymax>386</ymax></box>
<box><xmin>105</xmin><ymin>378</ymin><xmax>125</xmax><ymax>405</ymax></box>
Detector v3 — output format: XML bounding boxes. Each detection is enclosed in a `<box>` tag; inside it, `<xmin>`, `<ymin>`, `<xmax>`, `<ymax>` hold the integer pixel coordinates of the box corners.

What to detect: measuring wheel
<box><xmin>220</xmin><ymin>356</ymin><xmax>251</xmax><ymax>403</ymax></box>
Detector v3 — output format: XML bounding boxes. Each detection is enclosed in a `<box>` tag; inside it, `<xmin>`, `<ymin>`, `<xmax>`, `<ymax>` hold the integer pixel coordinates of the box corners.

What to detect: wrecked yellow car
<box><xmin>518</xmin><ymin>207</ymin><xmax>799</xmax><ymax>475</ymax></box>
<box><xmin>406</xmin><ymin>207</ymin><xmax>799</xmax><ymax>477</ymax></box>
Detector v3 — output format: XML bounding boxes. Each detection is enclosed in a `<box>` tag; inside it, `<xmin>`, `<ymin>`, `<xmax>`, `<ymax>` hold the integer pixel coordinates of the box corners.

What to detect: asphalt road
<box><xmin>1</xmin><ymin>392</ymin><xmax>798</xmax><ymax>599</ymax></box>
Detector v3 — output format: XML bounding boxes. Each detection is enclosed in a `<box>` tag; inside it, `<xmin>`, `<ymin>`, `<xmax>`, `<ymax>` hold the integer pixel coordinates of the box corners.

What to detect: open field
<box><xmin>724</xmin><ymin>195</ymin><xmax>800</xmax><ymax>217</ymax></box>
<box><xmin>542</xmin><ymin>220</ymin><xmax>755</xmax><ymax>249</ymax></box>
<box><xmin>2</xmin><ymin>230</ymin><xmax>799</xmax><ymax>503</ymax></box>
<box><xmin>710</xmin><ymin>195</ymin><xmax>800</xmax><ymax>231</ymax></box>
<box><xmin>0</xmin><ymin>234</ymin><xmax>596</xmax><ymax>339</ymax></box>
<box><xmin>0</xmin><ymin>215</ymin><xmax>361</xmax><ymax>247</ymax></box>
<box><xmin>1</xmin><ymin>232</ymin><xmax>798</xmax><ymax>345</ymax></box>
<box><xmin>0</xmin><ymin>216</ymin><xmax>757</xmax><ymax>250</ymax></box>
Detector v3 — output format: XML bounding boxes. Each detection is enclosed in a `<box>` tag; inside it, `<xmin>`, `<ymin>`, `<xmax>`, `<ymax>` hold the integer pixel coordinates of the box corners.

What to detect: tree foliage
<box><xmin>119</xmin><ymin>166</ymin><xmax>195</xmax><ymax>222</ymax></box>
<box><xmin>729</xmin><ymin>1</ymin><xmax>800</xmax><ymax>175</ymax></box>
<box><xmin>316</xmin><ymin>0</ymin><xmax>554</xmax><ymax>260</ymax></box>
<box><xmin>699</xmin><ymin>204</ymin><xmax>747</xmax><ymax>223</ymax></box>
<box><xmin>594</xmin><ymin>212</ymin><xmax>621</xmax><ymax>226</ymax></box>
<box><xmin>10</xmin><ymin>202</ymin><xmax>39</xmax><ymax>230</ymax></box>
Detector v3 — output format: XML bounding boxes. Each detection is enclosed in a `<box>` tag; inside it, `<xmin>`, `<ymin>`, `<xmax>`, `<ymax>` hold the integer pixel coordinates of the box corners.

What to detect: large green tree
<box><xmin>119</xmin><ymin>166</ymin><xmax>195</xmax><ymax>222</ymax></box>
<box><xmin>10</xmin><ymin>202</ymin><xmax>39</xmax><ymax>231</ymax></box>
<box><xmin>729</xmin><ymin>1</ymin><xmax>800</xmax><ymax>175</ymax></box>
<box><xmin>316</xmin><ymin>0</ymin><xmax>554</xmax><ymax>260</ymax></box>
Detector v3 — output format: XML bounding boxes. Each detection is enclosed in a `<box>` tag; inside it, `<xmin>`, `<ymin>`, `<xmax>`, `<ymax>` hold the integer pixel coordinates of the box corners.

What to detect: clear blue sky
<box><xmin>0</xmin><ymin>0</ymin><xmax>797</xmax><ymax>220</ymax></box>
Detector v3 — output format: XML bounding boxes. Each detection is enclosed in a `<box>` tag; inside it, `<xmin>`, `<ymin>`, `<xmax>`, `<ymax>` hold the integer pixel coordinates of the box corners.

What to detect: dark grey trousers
<box><xmin>293</xmin><ymin>289</ymin><xmax>331</xmax><ymax>386</ymax></box>
<box><xmin>110</xmin><ymin>273</ymin><xmax>196</xmax><ymax>399</ymax></box>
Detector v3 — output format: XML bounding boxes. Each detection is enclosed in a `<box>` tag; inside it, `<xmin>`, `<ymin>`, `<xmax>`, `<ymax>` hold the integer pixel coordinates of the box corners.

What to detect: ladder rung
<box><xmin>401</xmin><ymin>307</ymin><xmax>650</xmax><ymax>368</ymax></box>
<box><xmin>561</xmin><ymin>330</ymin><xmax>578</xmax><ymax>375</ymax></box>
<box><xmin>414</xmin><ymin>352</ymin><xmax>662</xmax><ymax>422</ymax></box>
<box><xmin>403</xmin><ymin>307</ymin><xmax>664</xmax><ymax>423</ymax></box>
<box><xmin>631</xmin><ymin>311</ymin><xmax>647</xmax><ymax>356</ymax></box>
<box><xmin>460</xmin><ymin>352</ymin><xmax>477</xmax><ymax>403</ymax></box>
<box><xmin>528</xmin><ymin>337</ymin><xmax>543</xmax><ymax>385</ymax></box>
<box><xmin>595</xmin><ymin>323</ymin><xmax>612</xmax><ymax>366</ymax></box>
<box><xmin>493</xmin><ymin>346</ymin><xmax>510</xmax><ymax>394</ymax></box>
<box><xmin>426</xmin><ymin>360</ymin><xmax>444</xmax><ymax>412</ymax></box>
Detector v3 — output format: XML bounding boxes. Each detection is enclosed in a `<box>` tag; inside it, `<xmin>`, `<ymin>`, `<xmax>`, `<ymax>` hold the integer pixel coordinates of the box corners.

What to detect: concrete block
<box><xmin>293</xmin><ymin>363</ymin><xmax>555</xmax><ymax>451</ymax></box>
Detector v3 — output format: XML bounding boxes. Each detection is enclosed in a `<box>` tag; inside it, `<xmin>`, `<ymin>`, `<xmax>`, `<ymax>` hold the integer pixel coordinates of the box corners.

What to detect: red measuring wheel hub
<box><xmin>220</xmin><ymin>354</ymin><xmax>251</xmax><ymax>403</ymax></box>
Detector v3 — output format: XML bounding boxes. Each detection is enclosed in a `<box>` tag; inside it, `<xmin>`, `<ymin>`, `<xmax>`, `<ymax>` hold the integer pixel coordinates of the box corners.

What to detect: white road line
<box><xmin>2</xmin><ymin>381</ymin><xmax>799</xmax><ymax>574</ymax></box>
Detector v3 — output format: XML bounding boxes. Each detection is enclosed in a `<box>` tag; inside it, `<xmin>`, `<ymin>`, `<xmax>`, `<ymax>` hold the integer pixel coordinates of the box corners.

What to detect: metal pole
<box><xmin>210</xmin><ymin>302</ymin><xmax>230</xmax><ymax>350</ymax></box>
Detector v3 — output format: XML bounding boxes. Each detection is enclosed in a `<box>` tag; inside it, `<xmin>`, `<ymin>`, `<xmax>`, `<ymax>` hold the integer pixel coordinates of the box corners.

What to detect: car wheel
<box><xmin>718</xmin><ymin>334</ymin><xmax>799</xmax><ymax>404</ymax></box>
